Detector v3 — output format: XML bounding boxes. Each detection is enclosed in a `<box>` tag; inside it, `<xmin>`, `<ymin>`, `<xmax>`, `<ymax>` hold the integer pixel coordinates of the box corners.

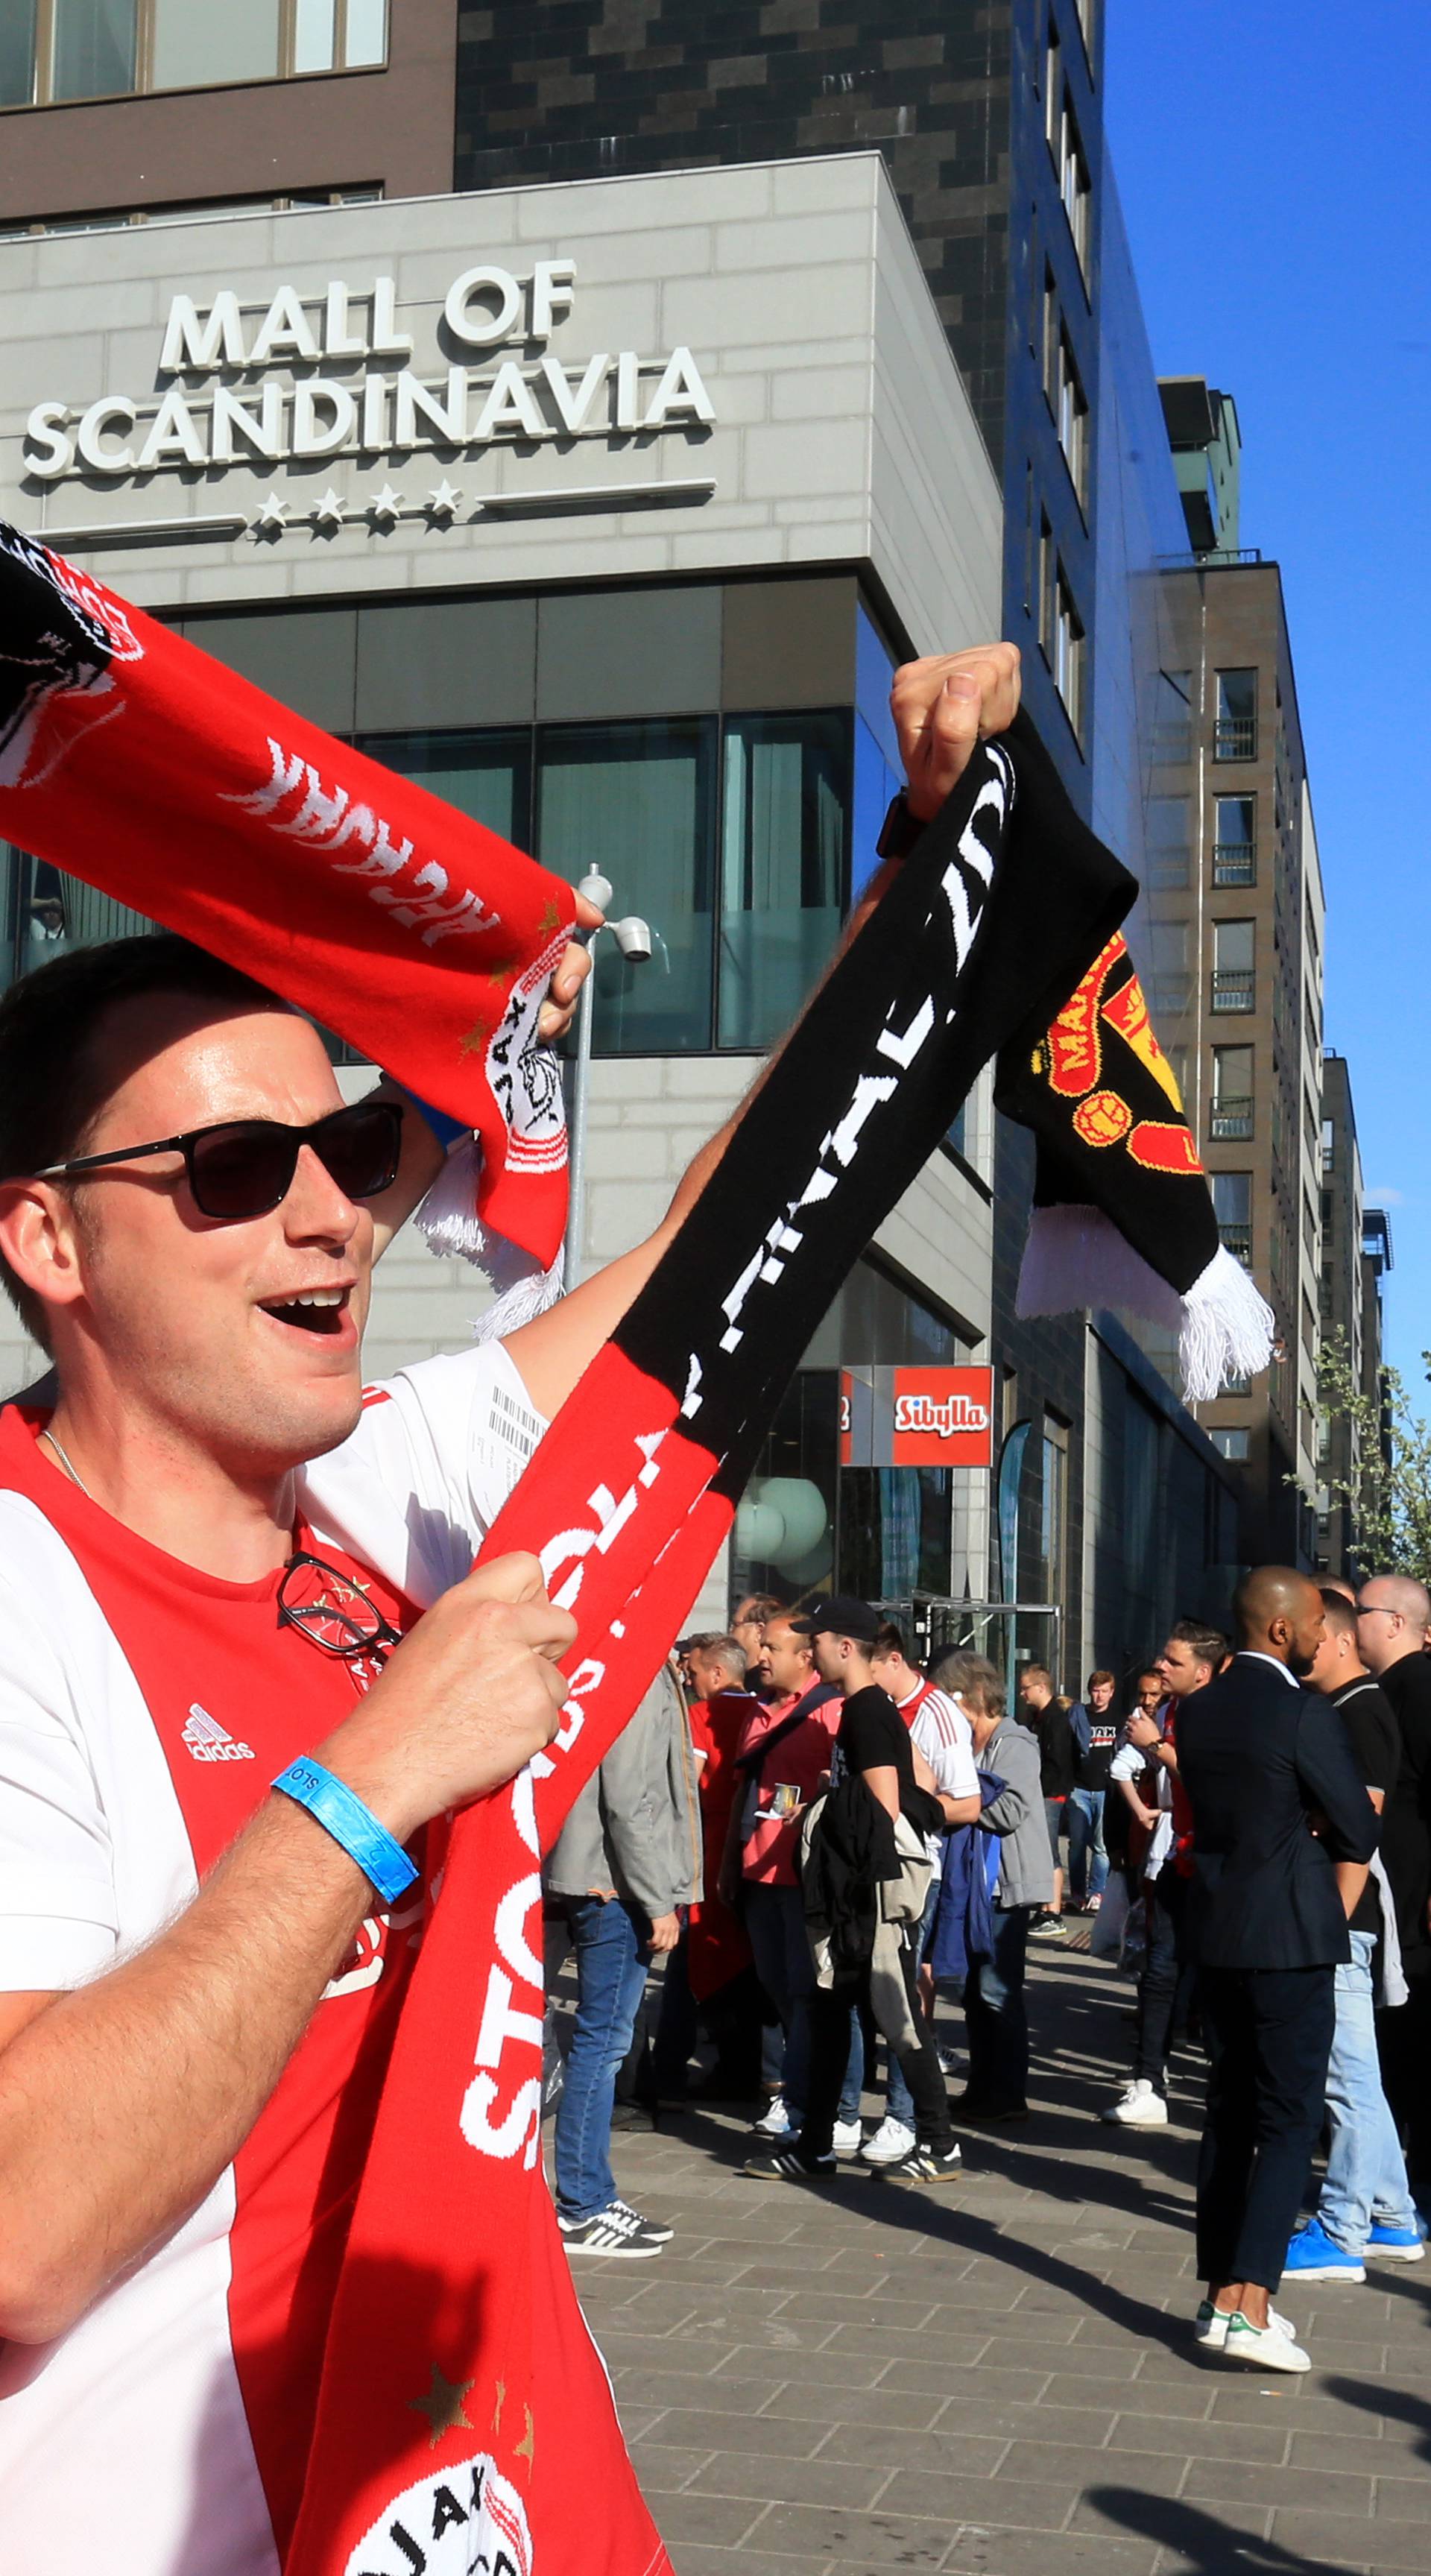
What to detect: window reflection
<box><xmin>51</xmin><ymin>0</ymin><xmax>136</xmax><ymax>101</ymax></box>
<box><xmin>717</xmin><ymin>712</ymin><xmax>846</xmax><ymax>1050</ymax></box>
<box><xmin>537</xmin><ymin>718</ymin><xmax>715</xmax><ymax>1055</ymax></box>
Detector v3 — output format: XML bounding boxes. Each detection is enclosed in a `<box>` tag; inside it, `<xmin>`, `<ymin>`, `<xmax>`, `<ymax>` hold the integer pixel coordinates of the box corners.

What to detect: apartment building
<box><xmin>1154</xmin><ymin>380</ymin><xmax>1325</xmax><ymax>1565</ymax></box>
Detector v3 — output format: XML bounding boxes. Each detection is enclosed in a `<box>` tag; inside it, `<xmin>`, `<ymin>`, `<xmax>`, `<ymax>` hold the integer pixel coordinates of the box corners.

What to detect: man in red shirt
<box><xmin>720</xmin><ymin>1611</ymin><xmax>865</xmax><ymax>2147</ymax></box>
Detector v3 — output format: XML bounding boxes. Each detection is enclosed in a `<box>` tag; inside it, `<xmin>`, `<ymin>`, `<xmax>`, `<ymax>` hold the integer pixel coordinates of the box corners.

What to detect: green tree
<box><xmin>1316</xmin><ymin>1331</ymin><xmax>1431</xmax><ymax>1585</ymax></box>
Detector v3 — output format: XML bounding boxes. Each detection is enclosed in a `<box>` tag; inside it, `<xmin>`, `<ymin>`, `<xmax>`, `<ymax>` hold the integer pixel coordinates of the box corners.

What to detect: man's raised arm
<box><xmin>505</xmin><ymin>645</ymin><xmax>1020</xmax><ymax>1421</ymax></box>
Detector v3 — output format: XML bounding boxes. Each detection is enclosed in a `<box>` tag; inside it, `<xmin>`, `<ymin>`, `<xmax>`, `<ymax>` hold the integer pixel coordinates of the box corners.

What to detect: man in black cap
<box><xmin>741</xmin><ymin>1596</ymin><xmax>963</xmax><ymax>2185</ymax></box>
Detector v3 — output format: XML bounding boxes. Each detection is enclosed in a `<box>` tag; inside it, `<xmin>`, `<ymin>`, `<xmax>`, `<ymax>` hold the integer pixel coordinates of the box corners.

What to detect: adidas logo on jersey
<box><xmin>182</xmin><ymin>1703</ymin><xmax>255</xmax><ymax>1762</ymax></box>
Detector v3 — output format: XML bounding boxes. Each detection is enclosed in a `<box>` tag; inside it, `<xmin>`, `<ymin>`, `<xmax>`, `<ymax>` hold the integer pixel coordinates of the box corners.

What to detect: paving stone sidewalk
<box><xmin>571</xmin><ymin>1942</ymin><xmax>1431</xmax><ymax>2576</ymax></box>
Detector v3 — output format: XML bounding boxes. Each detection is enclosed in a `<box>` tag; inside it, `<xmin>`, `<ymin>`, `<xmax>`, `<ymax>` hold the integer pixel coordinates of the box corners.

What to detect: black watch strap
<box><xmin>875</xmin><ymin>791</ymin><xmax>926</xmax><ymax>862</ymax></box>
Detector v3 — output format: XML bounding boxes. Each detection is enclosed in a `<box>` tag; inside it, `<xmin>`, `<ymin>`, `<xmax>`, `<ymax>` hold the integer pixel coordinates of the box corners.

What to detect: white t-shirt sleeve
<box><xmin>1109</xmin><ymin>1741</ymin><xmax>1144</xmax><ymax>1784</ymax></box>
<box><xmin>298</xmin><ymin>1339</ymin><xmax>550</xmax><ymax>1607</ymax></box>
<box><xmin>912</xmin><ymin>1692</ymin><xmax>979</xmax><ymax>1801</ymax></box>
<box><xmin>0</xmin><ymin>1581</ymin><xmax>117</xmax><ymax>1991</ymax></box>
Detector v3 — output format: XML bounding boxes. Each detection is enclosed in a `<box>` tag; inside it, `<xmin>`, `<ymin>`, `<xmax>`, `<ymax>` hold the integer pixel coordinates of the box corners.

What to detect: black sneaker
<box><xmin>557</xmin><ymin>2201</ymin><xmax>665</xmax><ymax>2256</ymax></box>
<box><xmin>891</xmin><ymin>2141</ymin><xmax>964</xmax><ymax>2183</ymax></box>
<box><xmin>738</xmin><ymin>2147</ymin><xmax>838</xmax><ymax>2181</ymax></box>
<box><xmin>610</xmin><ymin>2196</ymin><xmax>673</xmax><ymax>2242</ymax></box>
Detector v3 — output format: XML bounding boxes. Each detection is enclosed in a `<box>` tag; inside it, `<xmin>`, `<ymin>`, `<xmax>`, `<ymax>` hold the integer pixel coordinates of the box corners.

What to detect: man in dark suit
<box><xmin>1177</xmin><ymin>1567</ymin><xmax>1379</xmax><ymax>2372</ymax></box>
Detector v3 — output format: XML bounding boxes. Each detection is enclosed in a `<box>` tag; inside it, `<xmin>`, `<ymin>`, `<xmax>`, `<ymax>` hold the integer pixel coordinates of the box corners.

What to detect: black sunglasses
<box><xmin>277</xmin><ymin>1549</ymin><xmax>404</xmax><ymax>1662</ymax></box>
<box><xmin>30</xmin><ymin>1098</ymin><xmax>403</xmax><ymax>1225</ymax></box>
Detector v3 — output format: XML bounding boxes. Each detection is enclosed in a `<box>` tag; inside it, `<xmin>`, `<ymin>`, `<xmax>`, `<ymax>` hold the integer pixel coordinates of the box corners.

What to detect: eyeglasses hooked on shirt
<box><xmin>278</xmin><ymin>1548</ymin><xmax>404</xmax><ymax>1664</ymax></box>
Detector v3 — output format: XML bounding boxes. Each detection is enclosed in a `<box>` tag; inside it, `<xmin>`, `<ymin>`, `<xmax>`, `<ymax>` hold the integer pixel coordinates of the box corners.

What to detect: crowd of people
<box><xmin>541</xmin><ymin>1572</ymin><xmax>1431</xmax><ymax>2380</ymax></box>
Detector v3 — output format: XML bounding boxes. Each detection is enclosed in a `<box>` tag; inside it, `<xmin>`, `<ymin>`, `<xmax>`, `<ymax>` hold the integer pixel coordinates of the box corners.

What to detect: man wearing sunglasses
<box><xmin>0</xmin><ymin>643</ymin><xmax>1021</xmax><ymax>2575</ymax></box>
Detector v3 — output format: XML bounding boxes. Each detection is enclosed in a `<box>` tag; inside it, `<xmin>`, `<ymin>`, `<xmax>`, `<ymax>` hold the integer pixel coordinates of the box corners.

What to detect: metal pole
<box><xmin>563</xmin><ymin>933</ymin><xmax>598</xmax><ymax>1294</ymax></box>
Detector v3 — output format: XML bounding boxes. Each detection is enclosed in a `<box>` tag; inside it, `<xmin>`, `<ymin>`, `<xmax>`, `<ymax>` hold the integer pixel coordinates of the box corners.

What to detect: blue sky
<box><xmin>1105</xmin><ymin>4</ymin><xmax>1430</xmax><ymax>1392</ymax></box>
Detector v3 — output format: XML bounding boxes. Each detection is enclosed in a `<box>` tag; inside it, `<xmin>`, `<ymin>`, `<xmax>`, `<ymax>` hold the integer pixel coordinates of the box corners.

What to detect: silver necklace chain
<box><xmin>39</xmin><ymin>1427</ymin><xmax>92</xmax><ymax>1499</ymax></box>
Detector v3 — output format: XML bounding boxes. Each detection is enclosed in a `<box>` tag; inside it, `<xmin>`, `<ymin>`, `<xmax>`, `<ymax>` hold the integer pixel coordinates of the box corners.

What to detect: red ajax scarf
<box><xmin>0</xmin><ymin>523</ymin><xmax>575</xmax><ymax>1274</ymax></box>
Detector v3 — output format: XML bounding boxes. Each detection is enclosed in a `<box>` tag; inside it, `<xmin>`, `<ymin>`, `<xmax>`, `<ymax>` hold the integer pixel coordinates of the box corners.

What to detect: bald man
<box><xmin>1177</xmin><ymin>1567</ymin><xmax>1378</xmax><ymax>2373</ymax></box>
<box><xmin>1354</xmin><ymin>1572</ymin><xmax>1431</xmax><ymax>2212</ymax></box>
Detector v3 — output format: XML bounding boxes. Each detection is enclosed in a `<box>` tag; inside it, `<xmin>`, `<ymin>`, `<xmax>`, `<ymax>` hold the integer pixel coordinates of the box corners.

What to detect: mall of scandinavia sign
<box><xmin>21</xmin><ymin>260</ymin><xmax>716</xmax><ymax>493</ymax></box>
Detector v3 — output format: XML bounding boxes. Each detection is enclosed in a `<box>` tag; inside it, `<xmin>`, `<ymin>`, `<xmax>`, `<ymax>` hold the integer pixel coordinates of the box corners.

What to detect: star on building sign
<box><xmin>408</xmin><ymin>2363</ymin><xmax>475</xmax><ymax>2449</ymax></box>
<box><xmin>253</xmin><ymin>492</ymin><xmax>290</xmax><ymax>531</ymax></box>
<box><xmin>312</xmin><ymin>487</ymin><xmax>346</xmax><ymax>528</ymax></box>
<box><xmin>426</xmin><ymin>479</ymin><xmax>463</xmax><ymax>520</ymax></box>
<box><xmin>368</xmin><ymin>483</ymin><xmax>405</xmax><ymax>525</ymax></box>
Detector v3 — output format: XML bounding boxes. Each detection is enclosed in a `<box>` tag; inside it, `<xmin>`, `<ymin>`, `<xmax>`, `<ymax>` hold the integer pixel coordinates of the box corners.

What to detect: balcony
<box><xmin>1213</xmin><ymin>839</ymin><xmax>1256</xmax><ymax>886</ymax></box>
<box><xmin>1211</xmin><ymin>1094</ymin><xmax>1254</xmax><ymax>1140</ymax></box>
<box><xmin>1212</xmin><ymin>970</ymin><xmax>1256</xmax><ymax>1012</ymax></box>
<box><xmin>1214</xmin><ymin>718</ymin><xmax>1257</xmax><ymax>761</ymax></box>
<box><xmin>1219</xmin><ymin>1222</ymin><xmax>1254</xmax><ymax>1266</ymax></box>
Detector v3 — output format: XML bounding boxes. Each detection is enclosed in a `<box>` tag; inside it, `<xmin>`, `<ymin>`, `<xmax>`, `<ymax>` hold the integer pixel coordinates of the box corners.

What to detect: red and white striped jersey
<box><xmin>0</xmin><ymin>1342</ymin><xmax>546</xmax><ymax>2576</ymax></box>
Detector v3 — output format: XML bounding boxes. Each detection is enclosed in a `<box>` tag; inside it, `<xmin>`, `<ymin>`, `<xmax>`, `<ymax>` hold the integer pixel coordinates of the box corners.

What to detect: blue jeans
<box><xmin>552</xmin><ymin>1896</ymin><xmax>652</xmax><ymax>2223</ymax></box>
<box><xmin>1067</xmin><ymin>1788</ymin><xmax>1108</xmax><ymax>1901</ymax></box>
<box><xmin>745</xmin><ymin>1880</ymin><xmax>862</xmax><ymax>2121</ymax></box>
<box><xmin>1319</xmin><ymin>1930</ymin><xmax>1419</xmax><ymax>2254</ymax></box>
<box><xmin>886</xmin><ymin>1878</ymin><xmax>939</xmax><ymax>2129</ymax></box>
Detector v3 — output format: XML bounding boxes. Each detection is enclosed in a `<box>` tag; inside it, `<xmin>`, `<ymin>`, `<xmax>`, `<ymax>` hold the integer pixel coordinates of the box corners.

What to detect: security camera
<box><xmin>610</xmin><ymin>915</ymin><xmax>653</xmax><ymax>964</ymax></box>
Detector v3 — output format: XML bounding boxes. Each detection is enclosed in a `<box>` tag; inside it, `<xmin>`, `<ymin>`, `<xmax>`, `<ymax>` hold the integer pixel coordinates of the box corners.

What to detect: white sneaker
<box><xmin>1102</xmin><ymin>2079</ymin><xmax>1169</xmax><ymax>2127</ymax></box>
<box><xmin>860</xmin><ymin>2115</ymin><xmax>917</xmax><ymax>2167</ymax></box>
<box><xmin>1222</xmin><ymin>2311</ymin><xmax>1312</xmax><ymax>2373</ymax></box>
<box><xmin>754</xmin><ymin>2096</ymin><xmax>796</xmax><ymax>2139</ymax></box>
<box><xmin>1195</xmin><ymin>2299</ymin><xmax>1296</xmax><ymax>2349</ymax></box>
<box><xmin>832</xmin><ymin>2118</ymin><xmax>863</xmax><ymax>2158</ymax></box>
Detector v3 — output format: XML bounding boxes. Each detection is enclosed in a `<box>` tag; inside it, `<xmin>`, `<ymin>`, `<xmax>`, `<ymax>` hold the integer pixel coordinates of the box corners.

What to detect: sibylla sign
<box><xmin>840</xmin><ymin>1365</ymin><xmax>996</xmax><ymax>1470</ymax></box>
<box><xmin>22</xmin><ymin>259</ymin><xmax>715</xmax><ymax>487</ymax></box>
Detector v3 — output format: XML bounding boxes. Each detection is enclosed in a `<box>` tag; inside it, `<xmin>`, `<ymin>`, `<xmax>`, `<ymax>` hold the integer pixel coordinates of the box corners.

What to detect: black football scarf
<box><xmin>288</xmin><ymin>712</ymin><xmax>1271</xmax><ymax>2575</ymax></box>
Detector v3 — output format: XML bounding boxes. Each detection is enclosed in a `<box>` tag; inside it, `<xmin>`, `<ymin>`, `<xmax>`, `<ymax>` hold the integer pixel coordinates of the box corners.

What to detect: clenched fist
<box><xmin>315</xmin><ymin>1551</ymin><xmax>577</xmax><ymax>1843</ymax></box>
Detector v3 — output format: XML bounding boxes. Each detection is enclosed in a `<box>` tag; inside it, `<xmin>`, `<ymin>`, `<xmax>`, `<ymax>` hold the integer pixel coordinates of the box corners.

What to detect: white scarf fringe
<box><xmin>413</xmin><ymin>1131</ymin><xmax>566</xmax><ymax>1344</ymax></box>
<box><xmin>1017</xmin><ymin>1205</ymin><xmax>1275</xmax><ymax>1405</ymax></box>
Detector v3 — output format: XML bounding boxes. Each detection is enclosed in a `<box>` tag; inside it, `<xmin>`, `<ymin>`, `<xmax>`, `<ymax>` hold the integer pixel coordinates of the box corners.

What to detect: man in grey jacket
<box><xmin>932</xmin><ymin>1653</ymin><xmax>1050</xmax><ymax>2122</ymax></box>
<box><xmin>545</xmin><ymin>1662</ymin><xmax>701</xmax><ymax>2256</ymax></box>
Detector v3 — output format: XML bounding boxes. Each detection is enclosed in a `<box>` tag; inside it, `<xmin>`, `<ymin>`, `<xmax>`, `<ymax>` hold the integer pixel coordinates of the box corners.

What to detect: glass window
<box><xmin>1040</xmin><ymin>1427</ymin><xmax>1067</xmax><ymax>1609</ymax></box>
<box><xmin>344</xmin><ymin>0</ymin><xmax>388</xmax><ymax>66</ymax></box>
<box><xmin>0</xmin><ymin>0</ymin><xmax>37</xmax><ymax>105</ymax></box>
<box><xmin>536</xmin><ymin>719</ymin><xmax>714</xmax><ymax>1055</ymax></box>
<box><xmin>1213</xmin><ymin>792</ymin><xmax>1256</xmax><ymax>884</ymax></box>
<box><xmin>356</xmin><ymin>729</ymin><xmax>530</xmax><ymax>850</ymax></box>
<box><xmin>151</xmin><ymin>0</ymin><xmax>280</xmax><ymax>88</ymax></box>
<box><xmin>294</xmin><ymin>0</ymin><xmax>338</xmax><ymax>70</ymax></box>
<box><xmin>731</xmin><ymin>1369</ymin><xmax>838</xmax><ymax>1603</ymax></box>
<box><xmin>1211</xmin><ymin>1045</ymin><xmax>1254</xmax><ymax>1139</ymax></box>
<box><xmin>1052</xmin><ymin>569</ymin><xmax>1084</xmax><ymax>735</ymax></box>
<box><xmin>2</xmin><ymin>848</ymin><xmax>157</xmax><ymax>989</ymax></box>
<box><xmin>1214</xmin><ymin>669</ymin><xmax>1257</xmax><ymax>760</ymax></box>
<box><xmin>1212</xmin><ymin>918</ymin><xmax>1255</xmax><ymax>1011</ymax></box>
<box><xmin>51</xmin><ymin>0</ymin><xmax>137</xmax><ymax>100</ymax></box>
<box><xmin>841</xmin><ymin>1466</ymin><xmax>953</xmax><ymax>1602</ymax></box>
<box><xmin>717</xmin><ymin>712</ymin><xmax>847</xmax><ymax>1052</ymax></box>
<box><xmin>1213</xmin><ymin>1169</ymin><xmax>1253</xmax><ymax>1266</ymax></box>
<box><xmin>1210</xmin><ymin>1427</ymin><xmax>1251</xmax><ymax>1463</ymax></box>
<box><xmin>1055</xmin><ymin>329</ymin><xmax>1087</xmax><ymax>502</ymax></box>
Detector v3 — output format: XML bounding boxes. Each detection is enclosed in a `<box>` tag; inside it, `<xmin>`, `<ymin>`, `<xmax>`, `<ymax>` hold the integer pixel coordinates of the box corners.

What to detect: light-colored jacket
<box><xmin>979</xmin><ymin>1714</ymin><xmax>1052</xmax><ymax>1911</ymax></box>
<box><xmin>545</xmin><ymin>1664</ymin><xmax>703</xmax><ymax>1922</ymax></box>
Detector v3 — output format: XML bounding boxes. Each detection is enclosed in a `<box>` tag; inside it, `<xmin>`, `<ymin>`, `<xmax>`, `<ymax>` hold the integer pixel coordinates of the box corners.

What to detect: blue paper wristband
<box><xmin>271</xmin><ymin>1758</ymin><xmax>419</xmax><ymax>1904</ymax></box>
